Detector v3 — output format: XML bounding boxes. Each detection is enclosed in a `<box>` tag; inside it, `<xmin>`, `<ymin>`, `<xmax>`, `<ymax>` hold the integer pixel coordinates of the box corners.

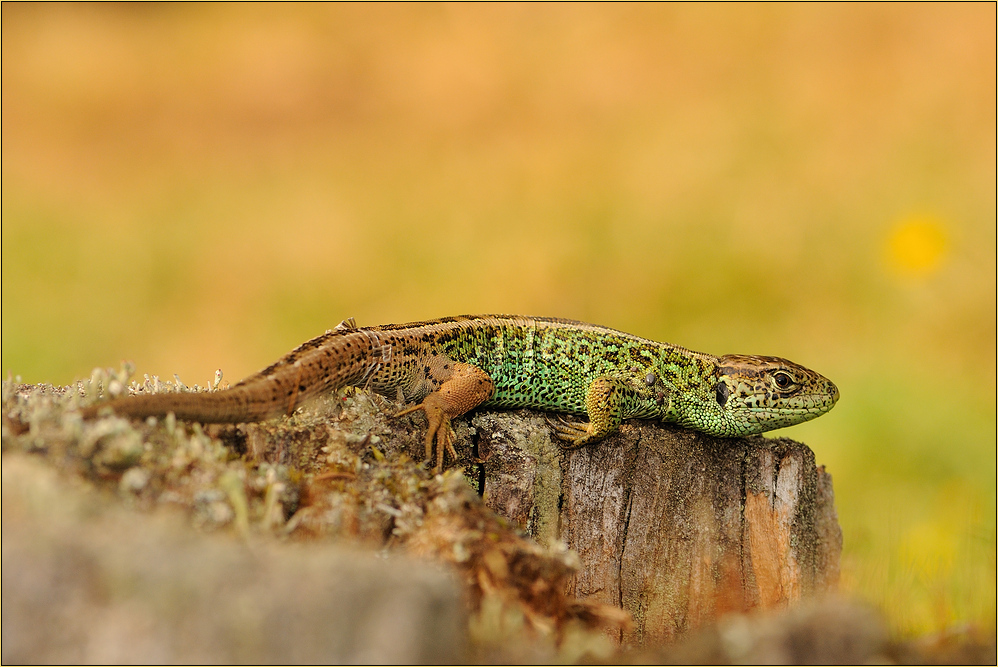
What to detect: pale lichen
<box><xmin>2</xmin><ymin>372</ymin><xmax>629</xmax><ymax>661</ymax></box>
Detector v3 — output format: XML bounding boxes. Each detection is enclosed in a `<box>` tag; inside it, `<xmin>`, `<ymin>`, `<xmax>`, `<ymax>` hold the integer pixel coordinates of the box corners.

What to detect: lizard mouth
<box><xmin>732</xmin><ymin>398</ymin><xmax>837</xmax><ymax>424</ymax></box>
<box><xmin>744</xmin><ymin>395</ymin><xmax>838</xmax><ymax>412</ymax></box>
<box><xmin>738</xmin><ymin>405</ymin><xmax>830</xmax><ymax>418</ymax></box>
<box><xmin>746</xmin><ymin>382</ymin><xmax>840</xmax><ymax>413</ymax></box>
<box><xmin>721</xmin><ymin>385</ymin><xmax>839</xmax><ymax>433</ymax></box>
<box><xmin>739</xmin><ymin>399</ymin><xmax>837</xmax><ymax>416</ymax></box>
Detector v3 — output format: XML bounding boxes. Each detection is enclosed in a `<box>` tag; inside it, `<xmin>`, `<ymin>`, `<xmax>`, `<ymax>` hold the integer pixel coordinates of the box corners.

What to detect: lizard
<box><xmin>79</xmin><ymin>314</ymin><xmax>840</xmax><ymax>471</ymax></box>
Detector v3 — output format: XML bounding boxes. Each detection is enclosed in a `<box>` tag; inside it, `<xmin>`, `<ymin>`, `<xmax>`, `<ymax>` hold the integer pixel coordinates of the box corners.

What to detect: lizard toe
<box><xmin>394</xmin><ymin>402</ymin><xmax>425</xmax><ymax>418</ymax></box>
<box><xmin>546</xmin><ymin>414</ymin><xmax>595</xmax><ymax>449</ymax></box>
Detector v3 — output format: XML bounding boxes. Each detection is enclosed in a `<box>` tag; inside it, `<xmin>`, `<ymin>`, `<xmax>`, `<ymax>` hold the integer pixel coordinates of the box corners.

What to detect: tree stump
<box><xmin>470</xmin><ymin>411</ymin><xmax>842</xmax><ymax>645</ymax></box>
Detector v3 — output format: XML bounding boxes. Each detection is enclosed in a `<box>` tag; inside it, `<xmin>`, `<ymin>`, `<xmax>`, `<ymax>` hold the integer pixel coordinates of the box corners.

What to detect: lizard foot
<box><xmin>395</xmin><ymin>399</ymin><xmax>459</xmax><ymax>472</ymax></box>
<box><xmin>393</xmin><ymin>362</ymin><xmax>494</xmax><ymax>471</ymax></box>
<box><xmin>546</xmin><ymin>414</ymin><xmax>597</xmax><ymax>450</ymax></box>
<box><xmin>432</xmin><ymin>419</ymin><xmax>459</xmax><ymax>472</ymax></box>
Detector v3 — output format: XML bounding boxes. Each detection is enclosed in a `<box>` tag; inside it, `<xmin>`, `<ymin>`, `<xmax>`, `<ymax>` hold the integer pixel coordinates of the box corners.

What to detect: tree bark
<box><xmin>471</xmin><ymin>411</ymin><xmax>842</xmax><ymax>645</ymax></box>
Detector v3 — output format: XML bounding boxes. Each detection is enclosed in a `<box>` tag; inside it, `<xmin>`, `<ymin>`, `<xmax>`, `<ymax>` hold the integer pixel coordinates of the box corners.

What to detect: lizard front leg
<box><xmin>395</xmin><ymin>362</ymin><xmax>495</xmax><ymax>471</ymax></box>
<box><xmin>550</xmin><ymin>375</ymin><xmax>627</xmax><ymax>449</ymax></box>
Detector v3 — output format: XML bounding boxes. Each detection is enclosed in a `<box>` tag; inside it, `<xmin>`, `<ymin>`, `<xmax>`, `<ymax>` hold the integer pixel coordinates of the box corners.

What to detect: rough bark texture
<box><xmin>3</xmin><ymin>377</ymin><xmax>845</xmax><ymax>660</ymax></box>
<box><xmin>6</xmin><ymin>383</ymin><xmax>994</xmax><ymax>663</ymax></box>
<box><xmin>472</xmin><ymin>411</ymin><xmax>843</xmax><ymax>645</ymax></box>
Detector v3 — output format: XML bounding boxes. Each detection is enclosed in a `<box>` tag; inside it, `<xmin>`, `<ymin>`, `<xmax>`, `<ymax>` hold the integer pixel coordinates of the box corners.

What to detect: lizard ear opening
<box><xmin>715</xmin><ymin>380</ymin><xmax>730</xmax><ymax>407</ymax></box>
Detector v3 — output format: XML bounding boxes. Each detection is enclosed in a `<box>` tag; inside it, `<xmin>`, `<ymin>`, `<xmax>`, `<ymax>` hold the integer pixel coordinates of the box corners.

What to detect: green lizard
<box><xmin>80</xmin><ymin>315</ymin><xmax>839</xmax><ymax>470</ymax></box>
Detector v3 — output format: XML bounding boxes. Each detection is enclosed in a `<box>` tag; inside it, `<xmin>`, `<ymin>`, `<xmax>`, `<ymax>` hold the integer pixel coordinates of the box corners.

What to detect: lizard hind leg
<box><xmin>394</xmin><ymin>362</ymin><xmax>495</xmax><ymax>472</ymax></box>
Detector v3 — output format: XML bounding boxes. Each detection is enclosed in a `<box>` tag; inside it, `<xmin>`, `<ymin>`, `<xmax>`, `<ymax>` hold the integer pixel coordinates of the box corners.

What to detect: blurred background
<box><xmin>2</xmin><ymin>3</ymin><xmax>994</xmax><ymax>637</ymax></box>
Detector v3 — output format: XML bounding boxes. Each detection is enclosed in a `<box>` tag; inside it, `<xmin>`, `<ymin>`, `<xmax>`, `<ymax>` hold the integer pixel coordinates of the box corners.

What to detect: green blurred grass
<box><xmin>3</xmin><ymin>3</ymin><xmax>995</xmax><ymax>637</ymax></box>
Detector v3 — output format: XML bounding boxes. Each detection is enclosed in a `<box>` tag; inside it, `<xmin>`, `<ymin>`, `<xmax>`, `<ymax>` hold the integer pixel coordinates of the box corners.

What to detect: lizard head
<box><xmin>681</xmin><ymin>354</ymin><xmax>839</xmax><ymax>437</ymax></box>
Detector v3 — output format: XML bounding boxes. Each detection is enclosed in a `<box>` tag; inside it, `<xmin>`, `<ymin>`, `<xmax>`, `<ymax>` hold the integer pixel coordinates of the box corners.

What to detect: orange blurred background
<box><xmin>3</xmin><ymin>3</ymin><xmax>995</xmax><ymax>636</ymax></box>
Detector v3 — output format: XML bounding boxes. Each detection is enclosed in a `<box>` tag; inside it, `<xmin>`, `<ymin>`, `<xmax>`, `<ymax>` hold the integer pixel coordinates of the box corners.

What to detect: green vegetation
<box><xmin>3</xmin><ymin>3</ymin><xmax>994</xmax><ymax>637</ymax></box>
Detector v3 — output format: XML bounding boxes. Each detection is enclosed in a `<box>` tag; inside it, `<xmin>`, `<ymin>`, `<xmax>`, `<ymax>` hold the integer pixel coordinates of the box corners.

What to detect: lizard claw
<box><xmin>545</xmin><ymin>414</ymin><xmax>595</xmax><ymax>450</ymax></box>
<box><xmin>394</xmin><ymin>403</ymin><xmax>423</xmax><ymax>418</ymax></box>
<box><xmin>435</xmin><ymin>423</ymin><xmax>459</xmax><ymax>472</ymax></box>
<box><xmin>394</xmin><ymin>399</ymin><xmax>458</xmax><ymax>472</ymax></box>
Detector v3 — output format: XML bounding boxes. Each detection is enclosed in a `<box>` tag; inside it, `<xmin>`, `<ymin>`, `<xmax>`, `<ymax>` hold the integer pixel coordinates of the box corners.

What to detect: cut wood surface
<box><xmin>471</xmin><ymin>411</ymin><xmax>842</xmax><ymax>644</ymax></box>
<box><xmin>4</xmin><ymin>379</ymin><xmax>843</xmax><ymax>659</ymax></box>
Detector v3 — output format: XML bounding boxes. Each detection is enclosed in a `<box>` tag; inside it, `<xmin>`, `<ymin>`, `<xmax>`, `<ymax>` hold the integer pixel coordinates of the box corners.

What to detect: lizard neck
<box><xmin>650</xmin><ymin>347</ymin><xmax>721</xmax><ymax>425</ymax></box>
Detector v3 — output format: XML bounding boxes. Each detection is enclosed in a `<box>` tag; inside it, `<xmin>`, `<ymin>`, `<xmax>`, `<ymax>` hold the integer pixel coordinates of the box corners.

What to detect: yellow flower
<box><xmin>885</xmin><ymin>216</ymin><xmax>949</xmax><ymax>278</ymax></box>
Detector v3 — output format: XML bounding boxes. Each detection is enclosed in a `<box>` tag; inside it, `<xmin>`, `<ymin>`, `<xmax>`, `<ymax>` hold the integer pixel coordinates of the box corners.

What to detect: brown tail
<box><xmin>78</xmin><ymin>327</ymin><xmax>392</xmax><ymax>424</ymax></box>
<box><xmin>78</xmin><ymin>385</ymin><xmax>288</xmax><ymax>423</ymax></box>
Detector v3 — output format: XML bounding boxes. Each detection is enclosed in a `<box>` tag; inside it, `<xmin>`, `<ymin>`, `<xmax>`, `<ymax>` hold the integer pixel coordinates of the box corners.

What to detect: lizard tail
<box><xmin>78</xmin><ymin>327</ymin><xmax>392</xmax><ymax>424</ymax></box>
<box><xmin>78</xmin><ymin>386</ymin><xmax>288</xmax><ymax>423</ymax></box>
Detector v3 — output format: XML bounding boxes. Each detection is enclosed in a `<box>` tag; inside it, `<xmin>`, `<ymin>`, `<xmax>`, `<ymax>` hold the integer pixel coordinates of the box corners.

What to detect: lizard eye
<box><xmin>645</xmin><ymin>372</ymin><xmax>656</xmax><ymax>386</ymax></box>
<box><xmin>772</xmin><ymin>371</ymin><xmax>795</xmax><ymax>390</ymax></box>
